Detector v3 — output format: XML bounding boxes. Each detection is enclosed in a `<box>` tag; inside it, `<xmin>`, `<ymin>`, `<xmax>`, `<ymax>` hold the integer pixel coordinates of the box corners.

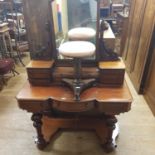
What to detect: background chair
<box><xmin>0</xmin><ymin>58</ymin><xmax>18</xmax><ymax>86</ymax></box>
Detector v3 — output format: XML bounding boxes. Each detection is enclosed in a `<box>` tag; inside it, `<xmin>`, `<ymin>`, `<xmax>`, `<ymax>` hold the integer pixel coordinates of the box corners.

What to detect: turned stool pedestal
<box><xmin>59</xmin><ymin>41</ymin><xmax>96</xmax><ymax>100</ymax></box>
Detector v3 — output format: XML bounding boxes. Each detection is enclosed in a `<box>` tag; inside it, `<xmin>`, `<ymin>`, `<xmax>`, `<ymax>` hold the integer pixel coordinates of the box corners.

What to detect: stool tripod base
<box><xmin>62</xmin><ymin>78</ymin><xmax>96</xmax><ymax>101</ymax></box>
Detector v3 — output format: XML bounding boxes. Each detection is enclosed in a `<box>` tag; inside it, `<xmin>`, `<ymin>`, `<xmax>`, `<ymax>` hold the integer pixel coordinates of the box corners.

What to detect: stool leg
<box><xmin>63</xmin><ymin>58</ymin><xmax>96</xmax><ymax>101</ymax></box>
<box><xmin>0</xmin><ymin>37</ymin><xmax>5</xmax><ymax>57</ymax></box>
<box><xmin>1</xmin><ymin>76</ymin><xmax>7</xmax><ymax>85</ymax></box>
<box><xmin>74</xmin><ymin>58</ymin><xmax>81</xmax><ymax>83</ymax></box>
<box><xmin>12</xmin><ymin>64</ymin><xmax>19</xmax><ymax>76</ymax></box>
<box><xmin>12</xmin><ymin>68</ymin><xmax>19</xmax><ymax>76</ymax></box>
<box><xmin>16</xmin><ymin>48</ymin><xmax>25</xmax><ymax>67</ymax></box>
<box><xmin>6</xmin><ymin>32</ymin><xmax>14</xmax><ymax>58</ymax></box>
<box><xmin>73</xmin><ymin>58</ymin><xmax>82</xmax><ymax>101</ymax></box>
<box><xmin>2</xmin><ymin>34</ymin><xmax>8</xmax><ymax>57</ymax></box>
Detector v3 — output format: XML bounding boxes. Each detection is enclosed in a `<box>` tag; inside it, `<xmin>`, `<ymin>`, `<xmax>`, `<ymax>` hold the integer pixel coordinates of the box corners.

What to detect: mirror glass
<box><xmin>51</xmin><ymin>0</ymin><xmax>98</xmax><ymax>60</ymax></box>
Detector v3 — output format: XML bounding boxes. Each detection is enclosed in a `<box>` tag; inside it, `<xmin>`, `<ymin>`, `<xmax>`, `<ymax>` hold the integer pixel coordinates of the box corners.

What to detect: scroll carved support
<box><xmin>103</xmin><ymin>115</ymin><xmax>118</xmax><ymax>153</ymax></box>
<box><xmin>31</xmin><ymin>113</ymin><xmax>48</xmax><ymax>150</ymax></box>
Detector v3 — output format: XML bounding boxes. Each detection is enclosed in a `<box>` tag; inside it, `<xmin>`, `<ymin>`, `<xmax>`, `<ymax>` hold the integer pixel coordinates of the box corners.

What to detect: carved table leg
<box><xmin>31</xmin><ymin>113</ymin><xmax>48</xmax><ymax>150</ymax></box>
<box><xmin>103</xmin><ymin>115</ymin><xmax>118</xmax><ymax>153</ymax></box>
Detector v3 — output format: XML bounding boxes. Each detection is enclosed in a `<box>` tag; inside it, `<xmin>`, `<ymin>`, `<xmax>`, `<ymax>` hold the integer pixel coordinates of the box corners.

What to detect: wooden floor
<box><xmin>0</xmin><ymin>54</ymin><xmax>155</xmax><ymax>155</ymax></box>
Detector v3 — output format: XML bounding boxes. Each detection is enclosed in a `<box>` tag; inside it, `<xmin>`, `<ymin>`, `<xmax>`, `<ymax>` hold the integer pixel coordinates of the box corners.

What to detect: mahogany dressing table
<box><xmin>16</xmin><ymin>0</ymin><xmax>132</xmax><ymax>153</ymax></box>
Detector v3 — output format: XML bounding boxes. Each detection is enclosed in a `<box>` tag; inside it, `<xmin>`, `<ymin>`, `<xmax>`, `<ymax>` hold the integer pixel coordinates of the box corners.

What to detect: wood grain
<box><xmin>123</xmin><ymin>0</ymin><xmax>155</xmax><ymax>93</ymax></box>
<box><xmin>16</xmin><ymin>81</ymin><xmax>132</xmax><ymax>103</ymax></box>
<box><xmin>99</xmin><ymin>59</ymin><xmax>125</xmax><ymax>69</ymax></box>
<box><xmin>26</xmin><ymin>60</ymin><xmax>55</xmax><ymax>68</ymax></box>
<box><xmin>23</xmin><ymin>0</ymin><xmax>55</xmax><ymax>59</ymax></box>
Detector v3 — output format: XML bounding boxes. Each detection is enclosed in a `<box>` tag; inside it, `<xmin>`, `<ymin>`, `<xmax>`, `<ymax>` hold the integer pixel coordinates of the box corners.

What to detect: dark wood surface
<box><xmin>117</xmin><ymin>12</ymin><xmax>129</xmax><ymax>56</ymax></box>
<box><xmin>99</xmin><ymin>59</ymin><xmax>125</xmax><ymax>69</ymax></box>
<box><xmin>17</xmin><ymin>81</ymin><xmax>132</xmax><ymax>104</ymax></box>
<box><xmin>41</xmin><ymin>116</ymin><xmax>112</xmax><ymax>151</ymax></box>
<box><xmin>123</xmin><ymin>0</ymin><xmax>155</xmax><ymax>93</ymax></box>
<box><xmin>99</xmin><ymin>59</ymin><xmax>125</xmax><ymax>85</ymax></box>
<box><xmin>17</xmin><ymin>0</ymin><xmax>133</xmax><ymax>153</ymax></box>
<box><xmin>23</xmin><ymin>0</ymin><xmax>55</xmax><ymax>59</ymax></box>
<box><xmin>124</xmin><ymin>0</ymin><xmax>147</xmax><ymax>70</ymax></box>
<box><xmin>26</xmin><ymin>60</ymin><xmax>55</xmax><ymax>68</ymax></box>
<box><xmin>26</xmin><ymin>59</ymin><xmax>125</xmax><ymax>86</ymax></box>
<box><xmin>16</xmin><ymin>59</ymin><xmax>132</xmax><ymax>153</ymax></box>
<box><xmin>16</xmin><ymin>80</ymin><xmax>132</xmax><ymax>152</ymax></box>
<box><xmin>16</xmin><ymin>80</ymin><xmax>132</xmax><ymax>116</ymax></box>
<box><xmin>144</xmin><ymin>32</ymin><xmax>155</xmax><ymax>115</ymax></box>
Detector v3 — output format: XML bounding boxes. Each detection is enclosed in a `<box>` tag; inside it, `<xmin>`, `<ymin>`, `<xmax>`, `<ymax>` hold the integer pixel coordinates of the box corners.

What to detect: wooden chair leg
<box><xmin>0</xmin><ymin>75</ymin><xmax>7</xmax><ymax>85</ymax></box>
<box><xmin>0</xmin><ymin>82</ymin><xmax>2</xmax><ymax>90</ymax></box>
<box><xmin>12</xmin><ymin>68</ymin><xmax>19</xmax><ymax>76</ymax></box>
<box><xmin>11</xmin><ymin>63</ymin><xmax>19</xmax><ymax>76</ymax></box>
<box><xmin>13</xmin><ymin>64</ymin><xmax>19</xmax><ymax>75</ymax></box>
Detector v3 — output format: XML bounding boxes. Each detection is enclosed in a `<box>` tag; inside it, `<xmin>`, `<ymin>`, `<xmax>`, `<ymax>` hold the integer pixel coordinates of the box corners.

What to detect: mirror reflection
<box><xmin>99</xmin><ymin>0</ymin><xmax>131</xmax><ymax>58</ymax></box>
<box><xmin>51</xmin><ymin>0</ymin><xmax>98</xmax><ymax>59</ymax></box>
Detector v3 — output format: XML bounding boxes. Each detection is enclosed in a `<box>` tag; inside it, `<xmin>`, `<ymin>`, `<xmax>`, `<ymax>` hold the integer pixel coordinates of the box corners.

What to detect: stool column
<box><xmin>74</xmin><ymin>58</ymin><xmax>81</xmax><ymax>83</ymax></box>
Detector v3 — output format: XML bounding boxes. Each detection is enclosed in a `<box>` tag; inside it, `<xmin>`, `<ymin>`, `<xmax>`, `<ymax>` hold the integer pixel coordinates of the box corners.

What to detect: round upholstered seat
<box><xmin>59</xmin><ymin>41</ymin><xmax>95</xmax><ymax>58</ymax></box>
<box><xmin>68</xmin><ymin>27</ymin><xmax>96</xmax><ymax>41</ymax></box>
<box><xmin>0</xmin><ymin>58</ymin><xmax>14</xmax><ymax>74</ymax></box>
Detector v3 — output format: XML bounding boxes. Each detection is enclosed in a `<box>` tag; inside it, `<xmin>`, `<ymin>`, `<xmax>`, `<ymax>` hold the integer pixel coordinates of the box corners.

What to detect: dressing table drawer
<box><xmin>53</xmin><ymin>101</ymin><xmax>96</xmax><ymax>113</ymax></box>
<box><xmin>99</xmin><ymin>59</ymin><xmax>125</xmax><ymax>86</ymax></box>
<box><xmin>99</xmin><ymin>69</ymin><xmax>125</xmax><ymax>85</ymax></box>
<box><xmin>27</xmin><ymin>68</ymin><xmax>51</xmax><ymax>79</ymax></box>
<box><xmin>26</xmin><ymin>60</ymin><xmax>54</xmax><ymax>85</ymax></box>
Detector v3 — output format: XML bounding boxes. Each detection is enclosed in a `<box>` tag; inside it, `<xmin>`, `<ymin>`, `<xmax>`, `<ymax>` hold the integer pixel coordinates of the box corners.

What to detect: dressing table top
<box><xmin>16</xmin><ymin>80</ymin><xmax>132</xmax><ymax>103</ymax></box>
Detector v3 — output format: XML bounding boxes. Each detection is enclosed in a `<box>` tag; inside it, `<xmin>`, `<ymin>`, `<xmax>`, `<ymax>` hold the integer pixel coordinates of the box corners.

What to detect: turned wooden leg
<box><xmin>103</xmin><ymin>115</ymin><xmax>117</xmax><ymax>153</ymax></box>
<box><xmin>31</xmin><ymin>113</ymin><xmax>48</xmax><ymax>150</ymax></box>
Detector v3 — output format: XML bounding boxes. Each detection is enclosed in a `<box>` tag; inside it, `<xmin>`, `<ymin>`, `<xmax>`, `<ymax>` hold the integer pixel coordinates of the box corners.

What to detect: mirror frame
<box><xmin>49</xmin><ymin>0</ymin><xmax>101</xmax><ymax>66</ymax></box>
